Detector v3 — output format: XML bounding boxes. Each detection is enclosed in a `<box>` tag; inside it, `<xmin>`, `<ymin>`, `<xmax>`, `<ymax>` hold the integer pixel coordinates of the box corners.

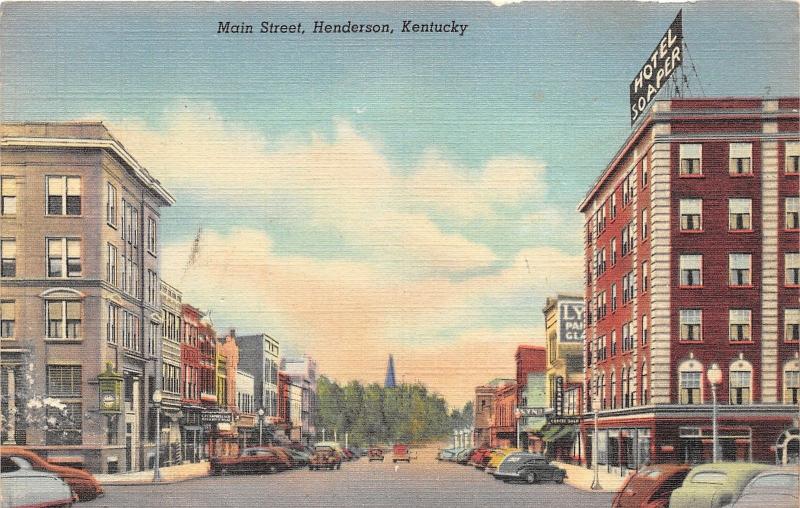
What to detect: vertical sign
<box><xmin>629</xmin><ymin>10</ymin><xmax>683</xmax><ymax>124</ymax></box>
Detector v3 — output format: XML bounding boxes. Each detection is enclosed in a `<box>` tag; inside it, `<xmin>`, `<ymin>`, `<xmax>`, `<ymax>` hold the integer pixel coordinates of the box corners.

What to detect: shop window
<box><xmin>783</xmin><ymin>361</ymin><xmax>799</xmax><ymax>405</ymax></box>
<box><xmin>729</xmin><ymin>365</ymin><xmax>752</xmax><ymax>405</ymax></box>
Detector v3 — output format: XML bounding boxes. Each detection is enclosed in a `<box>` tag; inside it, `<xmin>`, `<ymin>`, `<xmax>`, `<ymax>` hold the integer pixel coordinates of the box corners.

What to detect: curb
<box><xmin>98</xmin><ymin>474</ymin><xmax>208</xmax><ymax>486</ymax></box>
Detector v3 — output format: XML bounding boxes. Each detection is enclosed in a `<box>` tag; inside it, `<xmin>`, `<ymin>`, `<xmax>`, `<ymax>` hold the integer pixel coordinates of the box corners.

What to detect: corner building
<box><xmin>578</xmin><ymin>98</ymin><xmax>799</xmax><ymax>473</ymax></box>
<box><xmin>0</xmin><ymin>122</ymin><xmax>174</xmax><ymax>473</ymax></box>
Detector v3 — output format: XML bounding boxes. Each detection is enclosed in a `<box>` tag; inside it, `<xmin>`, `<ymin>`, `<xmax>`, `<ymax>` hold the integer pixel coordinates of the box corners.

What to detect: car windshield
<box><xmin>745</xmin><ymin>473</ymin><xmax>799</xmax><ymax>490</ymax></box>
<box><xmin>691</xmin><ymin>471</ymin><xmax>728</xmax><ymax>484</ymax></box>
<box><xmin>503</xmin><ymin>455</ymin><xmax>523</xmax><ymax>463</ymax></box>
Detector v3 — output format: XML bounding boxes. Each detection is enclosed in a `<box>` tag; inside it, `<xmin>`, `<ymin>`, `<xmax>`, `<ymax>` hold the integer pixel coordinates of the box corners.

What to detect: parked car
<box><xmin>725</xmin><ymin>466</ymin><xmax>799</xmax><ymax>508</ymax></box>
<box><xmin>612</xmin><ymin>464</ymin><xmax>692</xmax><ymax>508</ymax></box>
<box><xmin>1</xmin><ymin>456</ymin><xmax>74</xmax><ymax>508</ymax></box>
<box><xmin>437</xmin><ymin>447</ymin><xmax>458</xmax><ymax>461</ymax></box>
<box><xmin>486</xmin><ymin>448</ymin><xmax>521</xmax><ymax>472</ymax></box>
<box><xmin>310</xmin><ymin>446</ymin><xmax>342</xmax><ymax>470</ymax></box>
<box><xmin>491</xmin><ymin>452</ymin><xmax>566</xmax><ymax>484</ymax></box>
<box><xmin>446</xmin><ymin>447</ymin><xmax>467</xmax><ymax>462</ymax></box>
<box><xmin>368</xmin><ymin>448</ymin><xmax>385</xmax><ymax>462</ymax></box>
<box><xmin>668</xmin><ymin>462</ymin><xmax>771</xmax><ymax>508</ymax></box>
<box><xmin>0</xmin><ymin>446</ymin><xmax>103</xmax><ymax>502</ymax></box>
<box><xmin>342</xmin><ymin>448</ymin><xmax>355</xmax><ymax>461</ymax></box>
<box><xmin>210</xmin><ymin>447</ymin><xmax>292</xmax><ymax>475</ymax></box>
<box><xmin>456</xmin><ymin>448</ymin><xmax>475</xmax><ymax>464</ymax></box>
<box><xmin>392</xmin><ymin>444</ymin><xmax>411</xmax><ymax>463</ymax></box>
<box><xmin>472</xmin><ymin>448</ymin><xmax>494</xmax><ymax>469</ymax></box>
<box><xmin>284</xmin><ymin>448</ymin><xmax>311</xmax><ymax>468</ymax></box>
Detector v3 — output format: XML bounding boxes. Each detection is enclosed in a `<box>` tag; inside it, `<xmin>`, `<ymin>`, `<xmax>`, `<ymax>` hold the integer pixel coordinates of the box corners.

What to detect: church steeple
<box><xmin>384</xmin><ymin>354</ymin><xmax>396</xmax><ymax>388</ymax></box>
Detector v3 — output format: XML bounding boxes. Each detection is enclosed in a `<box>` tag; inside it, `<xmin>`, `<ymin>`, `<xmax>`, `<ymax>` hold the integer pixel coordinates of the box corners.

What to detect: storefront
<box><xmin>181</xmin><ymin>406</ymin><xmax>205</xmax><ymax>463</ymax></box>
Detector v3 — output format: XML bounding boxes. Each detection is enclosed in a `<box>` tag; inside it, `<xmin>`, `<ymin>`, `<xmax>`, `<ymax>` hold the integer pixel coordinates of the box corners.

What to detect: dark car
<box><xmin>727</xmin><ymin>466</ymin><xmax>799</xmax><ymax>508</ymax></box>
<box><xmin>612</xmin><ymin>464</ymin><xmax>691</xmax><ymax>508</ymax></box>
<box><xmin>368</xmin><ymin>448</ymin><xmax>385</xmax><ymax>462</ymax></box>
<box><xmin>1</xmin><ymin>446</ymin><xmax>104</xmax><ymax>501</ymax></box>
<box><xmin>309</xmin><ymin>446</ymin><xmax>342</xmax><ymax>471</ymax></box>
<box><xmin>210</xmin><ymin>447</ymin><xmax>292</xmax><ymax>475</ymax></box>
<box><xmin>491</xmin><ymin>452</ymin><xmax>566</xmax><ymax>484</ymax></box>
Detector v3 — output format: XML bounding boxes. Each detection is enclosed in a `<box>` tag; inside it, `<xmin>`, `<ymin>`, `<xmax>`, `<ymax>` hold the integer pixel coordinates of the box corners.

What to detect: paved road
<box><xmin>85</xmin><ymin>457</ymin><xmax>615</xmax><ymax>507</ymax></box>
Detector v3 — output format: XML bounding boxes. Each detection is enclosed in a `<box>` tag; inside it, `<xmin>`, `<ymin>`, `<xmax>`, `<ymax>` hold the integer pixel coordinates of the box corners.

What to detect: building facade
<box><xmin>159</xmin><ymin>280</ymin><xmax>183</xmax><ymax>466</ymax></box>
<box><xmin>579</xmin><ymin>98</ymin><xmax>800</xmax><ymax>473</ymax></box>
<box><xmin>514</xmin><ymin>346</ymin><xmax>548</xmax><ymax>452</ymax></box>
<box><xmin>0</xmin><ymin>122</ymin><xmax>174</xmax><ymax>473</ymax></box>
<box><xmin>235</xmin><ymin>333</ymin><xmax>280</xmax><ymax>419</ymax></box>
<box><xmin>490</xmin><ymin>381</ymin><xmax>517</xmax><ymax>448</ymax></box>
<box><xmin>473</xmin><ymin>378</ymin><xmax>513</xmax><ymax>447</ymax></box>
<box><xmin>281</xmin><ymin>355</ymin><xmax>317</xmax><ymax>446</ymax></box>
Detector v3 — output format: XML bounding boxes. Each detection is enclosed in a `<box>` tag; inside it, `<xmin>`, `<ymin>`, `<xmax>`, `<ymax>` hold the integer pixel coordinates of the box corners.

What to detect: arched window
<box><xmin>729</xmin><ymin>358</ymin><xmax>753</xmax><ymax>405</ymax></box>
<box><xmin>610</xmin><ymin>371</ymin><xmax>616</xmax><ymax>409</ymax></box>
<box><xmin>679</xmin><ymin>358</ymin><xmax>703</xmax><ymax>405</ymax></box>
<box><xmin>599</xmin><ymin>374</ymin><xmax>606</xmax><ymax>410</ymax></box>
<box><xmin>641</xmin><ymin>362</ymin><xmax>648</xmax><ymax>405</ymax></box>
<box><xmin>783</xmin><ymin>360</ymin><xmax>799</xmax><ymax>405</ymax></box>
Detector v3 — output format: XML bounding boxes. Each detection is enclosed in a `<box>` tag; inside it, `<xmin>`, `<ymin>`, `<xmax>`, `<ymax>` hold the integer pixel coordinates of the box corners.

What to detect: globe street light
<box><xmin>258</xmin><ymin>408</ymin><xmax>265</xmax><ymax>447</ymax></box>
<box><xmin>707</xmin><ymin>363</ymin><xmax>723</xmax><ymax>463</ymax></box>
<box><xmin>152</xmin><ymin>390</ymin><xmax>163</xmax><ymax>483</ymax></box>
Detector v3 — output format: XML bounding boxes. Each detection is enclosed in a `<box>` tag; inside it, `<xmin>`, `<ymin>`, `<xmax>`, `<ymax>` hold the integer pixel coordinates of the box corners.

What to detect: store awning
<box><xmin>540</xmin><ymin>425</ymin><xmax>562</xmax><ymax>442</ymax></box>
<box><xmin>542</xmin><ymin>425</ymin><xmax>576</xmax><ymax>442</ymax></box>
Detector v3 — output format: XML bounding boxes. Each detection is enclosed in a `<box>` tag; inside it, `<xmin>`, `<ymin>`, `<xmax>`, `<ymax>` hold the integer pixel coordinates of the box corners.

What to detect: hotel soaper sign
<box><xmin>629</xmin><ymin>10</ymin><xmax>683</xmax><ymax>124</ymax></box>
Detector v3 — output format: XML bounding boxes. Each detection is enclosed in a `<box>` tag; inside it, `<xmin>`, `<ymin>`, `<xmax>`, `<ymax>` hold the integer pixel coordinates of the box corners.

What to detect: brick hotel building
<box><xmin>578</xmin><ymin>98</ymin><xmax>799</xmax><ymax>473</ymax></box>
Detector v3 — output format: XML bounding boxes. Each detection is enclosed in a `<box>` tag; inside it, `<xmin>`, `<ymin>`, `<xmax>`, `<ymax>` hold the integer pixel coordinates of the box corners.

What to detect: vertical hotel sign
<box><xmin>630</xmin><ymin>10</ymin><xmax>683</xmax><ymax>125</ymax></box>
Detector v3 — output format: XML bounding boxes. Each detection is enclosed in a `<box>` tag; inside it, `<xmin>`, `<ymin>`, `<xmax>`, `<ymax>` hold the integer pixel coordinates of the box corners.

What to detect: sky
<box><xmin>1</xmin><ymin>1</ymin><xmax>798</xmax><ymax>407</ymax></box>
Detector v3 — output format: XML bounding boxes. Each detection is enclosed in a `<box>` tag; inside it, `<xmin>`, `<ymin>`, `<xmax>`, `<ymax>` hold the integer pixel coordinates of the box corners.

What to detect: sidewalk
<box><xmin>95</xmin><ymin>461</ymin><xmax>210</xmax><ymax>486</ymax></box>
<box><xmin>552</xmin><ymin>461</ymin><xmax>630</xmax><ymax>493</ymax></box>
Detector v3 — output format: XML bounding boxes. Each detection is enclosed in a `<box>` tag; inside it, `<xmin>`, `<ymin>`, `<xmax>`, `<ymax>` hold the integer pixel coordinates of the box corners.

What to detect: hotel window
<box><xmin>47</xmin><ymin>365</ymin><xmax>81</xmax><ymax>397</ymax></box>
<box><xmin>47</xmin><ymin>300</ymin><xmax>82</xmax><ymax>340</ymax></box>
<box><xmin>610</xmin><ymin>371</ymin><xmax>617</xmax><ymax>409</ymax></box>
<box><xmin>45</xmin><ymin>402</ymin><xmax>82</xmax><ymax>446</ymax></box>
<box><xmin>147</xmin><ymin>270</ymin><xmax>159</xmax><ymax>306</ymax></box>
<box><xmin>46</xmin><ymin>176</ymin><xmax>81</xmax><ymax>216</ymax></box>
<box><xmin>610</xmin><ymin>193</ymin><xmax>617</xmax><ymax>219</ymax></box>
<box><xmin>47</xmin><ymin>238</ymin><xmax>81</xmax><ymax>278</ymax></box>
<box><xmin>786</xmin><ymin>141</ymin><xmax>800</xmax><ymax>174</ymax></box>
<box><xmin>787</xmin><ymin>197</ymin><xmax>799</xmax><ymax>229</ymax></box>
<box><xmin>641</xmin><ymin>261</ymin><xmax>649</xmax><ymax>292</ymax></box>
<box><xmin>147</xmin><ymin>218</ymin><xmax>157</xmax><ymax>254</ymax></box>
<box><xmin>786</xmin><ymin>253</ymin><xmax>800</xmax><ymax>286</ymax></box>
<box><xmin>131</xmin><ymin>208</ymin><xmax>138</xmax><ymax>247</ymax></box>
<box><xmin>1</xmin><ymin>239</ymin><xmax>15</xmax><ymax>277</ymax></box>
<box><xmin>641</xmin><ymin>208</ymin><xmax>648</xmax><ymax>239</ymax></box>
<box><xmin>641</xmin><ymin>313</ymin><xmax>648</xmax><ymax>345</ymax></box>
<box><xmin>622</xmin><ymin>222</ymin><xmax>632</xmax><ymax>255</ymax></box>
<box><xmin>610</xmin><ymin>283</ymin><xmax>617</xmax><ymax>312</ymax></box>
<box><xmin>680</xmin><ymin>309</ymin><xmax>702</xmax><ymax>341</ymax></box>
<box><xmin>641</xmin><ymin>156</ymin><xmax>648</xmax><ymax>187</ymax></box>
<box><xmin>679</xmin><ymin>367</ymin><xmax>701</xmax><ymax>405</ymax></box>
<box><xmin>120</xmin><ymin>253</ymin><xmax>127</xmax><ymax>293</ymax></box>
<box><xmin>679</xmin><ymin>144</ymin><xmax>702</xmax><ymax>175</ymax></box>
<box><xmin>621</xmin><ymin>323</ymin><xmax>630</xmax><ymax>351</ymax></box>
<box><xmin>610</xmin><ymin>330</ymin><xmax>617</xmax><ymax>356</ymax></box>
<box><xmin>729</xmin><ymin>309</ymin><xmax>752</xmax><ymax>342</ymax></box>
<box><xmin>107</xmin><ymin>183</ymin><xmax>117</xmax><ymax>226</ymax></box>
<box><xmin>1</xmin><ymin>301</ymin><xmax>14</xmax><ymax>338</ymax></box>
<box><xmin>611</xmin><ymin>237</ymin><xmax>617</xmax><ymax>265</ymax></box>
<box><xmin>784</xmin><ymin>363</ymin><xmax>799</xmax><ymax>405</ymax></box>
<box><xmin>729</xmin><ymin>198</ymin><xmax>752</xmax><ymax>231</ymax></box>
<box><xmin>623</xmin><ymin>171</ymin><xmax>634</xmax><ymax>206</ymax></box>
<box><xmin>627</xmin><ymin>270</ymin><xmax>636</xmax><ymax>302</ymax></box>
<box><xmin>599</xmin><ymin>374</ymin><xmax>606</xmax><ymax>409</ymax></box>
<box><xmin>640</xmin><ymin>363</ymin><xmax>648</xmax><ymax>405</ymax></box>
<box><xmin>1</xmin><ymin>176</ymin><xmax>16</xmax><ymax>215</ymax></box>
<box><xmin>680</xmin><ymin>255</ymin><xmax>702</xmax><ymax>286</ymax></box>
<box><xmin>149</xmin><ymin>321</ymin><xmax>159</xmax><ymax>356</ymax></box>
<box><xmin>785</xmin><ymin>309</ymin><xmax>799</xmax><ymax>341</ymax></box>
<box><xmin>729</xmin><ymin>253</ymin><xmax>752</xmax><ymax>286</ymax></box>
<box><xmin>107</xmin><ymin>302</ymin><xmax>118</xmax><ymax>344</ymax></box>
<box><xmin>729</xmin><ymin>366</ymin><xmax>752</xmax><ymax>405</ymax></box>
<box><xmin>121</xmin><ymin>199</ymin><xmax>128</xmax><ymax>241</ymax></box>
<box><xmin>107</xmin><ymin>244</ymin><xmax>117</xmax><ymax>285</ymax></box>
<box><xmin>680</xmin><ymin>199</ymin><xmax>702</xmax><ymax>231</ymax></box>
<box><xmin>729</xmin><ymin>143</ymin><xmax>752</xmax><ymax>175</ymax></box>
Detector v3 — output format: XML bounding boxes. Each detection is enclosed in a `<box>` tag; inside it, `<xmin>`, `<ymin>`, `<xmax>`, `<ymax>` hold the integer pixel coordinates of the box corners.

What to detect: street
<box><xmin>84</xmin><ymin>457</ymin><xmax>614</xmax><ymax>507</ymax></box>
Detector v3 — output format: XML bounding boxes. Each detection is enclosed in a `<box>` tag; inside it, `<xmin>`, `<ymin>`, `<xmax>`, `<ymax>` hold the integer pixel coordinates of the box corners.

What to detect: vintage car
<box><xmin>456</xmin><ymin>448</ymin><xmax>476</xmax><ymax>464</ymax></box>
<box><xmin>368</xmin><ymin>447</ymin><xmax>385</xmax><ymax>462</ymax></box>
<box><xmin>310</xmin><ymin>446</ymin><xmax>342</xmax><ymax>470</ymax></box>
<box><xmin>725</xmin><ymin>466</ymin><xmax>799</xmax><ymax>508</ymax></box>
<box><xmin>612</xmin><ymin>464</ymin><xmax>691</xmax><ymax>508</ymax></box>
<box><xmin>471</xmin><ymin>448</ymin><xmax>494</xmax><ymax>469</ymax></box>
<box><xmin>1</xmin><ymin>456</ymin><xmax>74</xmax><ymax>508</ymax></box>
<box><xmin>668</xmin><ymin>462</ymin><xmax>771</xmax><ymax>508</ymax></box>
<box><xmin>491</xmin><ymin>452</ymin><xmax>566</xmax><ymax>484</ymax></box>
<box><xmin>437</xmin><ymin>447</ymin><xmax>458</xmax><ymax>461</ymax></box>
<box><xmin>210</xmin><ymin>447</ymin><xmax>292</xmax><ymax>475</ymax></box>
<box><xmin>392</xmin><ymin>443</ymin><xmax>411</xmax><ymax>463</ymax></box>
<box><xmin>284</xmin><ymin>448</ymin><xmax>311</xmax><ymax>468</ymax></box>
<box><xmin>486</xmin><ymin>448</ymin><xmax>521</xmax><ymax>472</ymax></box>
<box><xmin>1</xmin><ymin>446</ymin><xmax>104</xmax><ymax>502</ymax></box>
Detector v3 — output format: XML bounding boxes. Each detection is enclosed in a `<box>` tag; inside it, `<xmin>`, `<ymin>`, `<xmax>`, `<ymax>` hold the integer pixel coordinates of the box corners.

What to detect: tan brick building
<box><xmin>0</xmin><ymin>122</ymin><xmax>174</xmax><ymax>473</ymax></box>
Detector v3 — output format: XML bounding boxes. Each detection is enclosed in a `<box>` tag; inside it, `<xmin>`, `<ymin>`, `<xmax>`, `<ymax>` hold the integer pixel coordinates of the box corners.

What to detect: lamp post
<box><xmin>707</xmin><ymin>363</ymin><xmax>722</xmax><ymax>463</ymax></box>
<box><xmin>514</xmin><ymin>408</ymin><xmax>522</xmax><ymax>449</ymax></box>
<box><xmin>152</xmin><ymin>390</ymin><xmax>163</xmax><ymax>483</ymax></box>
<box><xmin>258</xmin><ymin>408</ymin><xmax>265</xmax><ymax>446</ymax></box>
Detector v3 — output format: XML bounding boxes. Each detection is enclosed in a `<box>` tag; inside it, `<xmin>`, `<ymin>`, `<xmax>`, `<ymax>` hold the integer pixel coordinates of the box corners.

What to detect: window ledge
<box><xmin>44</xmin><ymin>338</ymin><xmax>83</xmax><ymax>344</ymax></box>
<box><xmin>678</xmin><ymin>339</ymin><xmax>703</xmax><ymax>344</ymax></box>
<box><xmin>785</xmin><ymin>228</ymin><xmax>800</xmax><ymax>233</ymax></box>
<box><xmin>729</xmin><ymin>173</ymin><xmax>755</xmax><ymax>178</ymax></box>
<box><xmin>678</xmin><ymin>285</ymin><xmax>704</xmax><ymax>289</ymax></box>
<box><xmin>729</xmin><ymin>229</ymin><xmax>754</xmax><ymax>234</ymax></box>
<box><xmin>679</xmin><ymin>174</ymin><xmax>705</xmax><ymax>179</ymax></box>
<box><xmin>729</xmin><ymin>340</ymin><xmax>754</xmax><ymax>345</ymax></box>
<box><xmin>786</xmin><ymin>284</ymin><xmax>800</xmax><ymax>289</ymax></box>
<box><xmin>680</xmin><ymin>229</ymin><xmax>704</xmax><ymax>234</ymax></box>
<box><xmin>44</xmin><ymin>214</ymin><xmax>84</xmax><ymax>219</ymax></box>
<box><xmin>784</xmin><ymin>172</ymin><xmax>799</xmax><ymax>177</ymax></box>
<box><xmin>728</xmin><ymin>285</ymin><xmax>755</xmax><ymax>289</ymax></box>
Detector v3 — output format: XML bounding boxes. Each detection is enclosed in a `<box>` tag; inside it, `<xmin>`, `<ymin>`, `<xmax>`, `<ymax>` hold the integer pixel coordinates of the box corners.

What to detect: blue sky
<box><xmin>2</xmin><ymin>1</ymin><xmax>797</xmax><ymax>404</ymax></box>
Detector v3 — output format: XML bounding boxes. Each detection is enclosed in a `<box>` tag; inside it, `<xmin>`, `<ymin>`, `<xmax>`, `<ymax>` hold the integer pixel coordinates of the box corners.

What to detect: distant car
<box><xmin>392</xmin><ymin>444</ymin><xmax>411</xmax><ymax>463</ymax></box>
<box><xmin>446</xmin><ymin>447</ymin><xmax>467</xmax><ymax>462</ymax></box>
<box><xmin>491</xmin><ymin>452</ymin><xmax>566</xmax><ymax>484</ymax></box>
<box><xmin>1</xmin><ymin>456</ymin><xmax>74</xmax><ymax>508</ymax></box>
<box><xmin>437</xmin><ymin>447</ymin><xmax>458</xmax><ymax>461</ymax></box>
<box><xmin>668</xmin><ymin>462</ymin><xmax>771</xmax><ymax>508</ymax></box>
<box><xmin>342</xmin><ymin>448</ymin><xmax>355</xmax><ymax>461</ymax></box>
<box><xmin>368</xmin><ymin>448</ymin><xmax>385</xmax><ymax>462</ymax></box>
<box><xmin>486</xmin><ymin>448</ymin><xmax>521</xmax><ymax>472</ymax></box>
<box><xmin>210</xmin><ymin>447</ymin><xmax>292</xmax><ymax>475</ymax></box>
<box><xmin>456</xmin><ymin>448</ymin><xmax>476</xmax><ymax>464</ymax></box>
<box><xmin>612</xmin><ymin>464</ymin><xmax>691</xmax><ymax>508</ymax></box>
<box><xmin>310</xmin><ymin>446</ymin><xmax>342</xmax><ymax>471</ymax></box>
<box><xmin>1</xmin><ymin>446</ymin><xmax>103</xmax><ymax>502</ymax></box>
<box><xmin>284</xmin><ymin>448</ymin><xmax>310</xmax><ymax>468</ymax></box>
<box><xmin>725</xmin><ymin>466</ymin><xmax>799</xmax><ymax>508</ymax></box>
<box><xmin>471</xmin><ymin>448</ymin><xmax>493</xmax><ymax>469</ymax></box>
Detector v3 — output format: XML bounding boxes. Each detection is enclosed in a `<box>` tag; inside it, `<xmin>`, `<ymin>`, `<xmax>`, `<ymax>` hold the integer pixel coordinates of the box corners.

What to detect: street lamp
<box><xmin>152</xmin><ymin>390</ymin><xmax>163</xmax><ymax>483</ymax></box>
<box><xmin>258</xmin><ymin>408</ymin><xmax>265</xmax><ymax>446</ymax></box>
<box><xmin>514</xmin><ymin>408</ymin><xmax>522</xmax><ymax>449</ymax></box>
<box><xmin>707</xmin><ymin>363</ymin><xmax>723</xmax><ymax>463</ymax></box>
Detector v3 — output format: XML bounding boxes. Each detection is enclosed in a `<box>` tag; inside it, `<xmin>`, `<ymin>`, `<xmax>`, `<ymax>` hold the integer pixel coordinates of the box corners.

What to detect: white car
<box><xmin>1</xmin><ymin>456</ymin><xmax>73</xmax><ymax>508</ymax></box>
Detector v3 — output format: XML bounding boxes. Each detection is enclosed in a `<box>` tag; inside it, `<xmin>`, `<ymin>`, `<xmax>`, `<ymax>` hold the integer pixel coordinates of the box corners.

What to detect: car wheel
<box><xmin>268</xmin><ymin>464</ymin><xmax>278</xmax><ymax>474</ymax></box>
<box><xmin>555</xmin><ymin>473</ymin><xmax>565</xmax><ymax>484</ymax></box>
<box><xmin>525</xmin><ymin>472</ymin><xmax>537</xmax><ymax>485</ymax></box>
<box><xmin>336</xmin><ymin>463</ymin><xmax>341</xmax><ymax>470</ymax></box>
